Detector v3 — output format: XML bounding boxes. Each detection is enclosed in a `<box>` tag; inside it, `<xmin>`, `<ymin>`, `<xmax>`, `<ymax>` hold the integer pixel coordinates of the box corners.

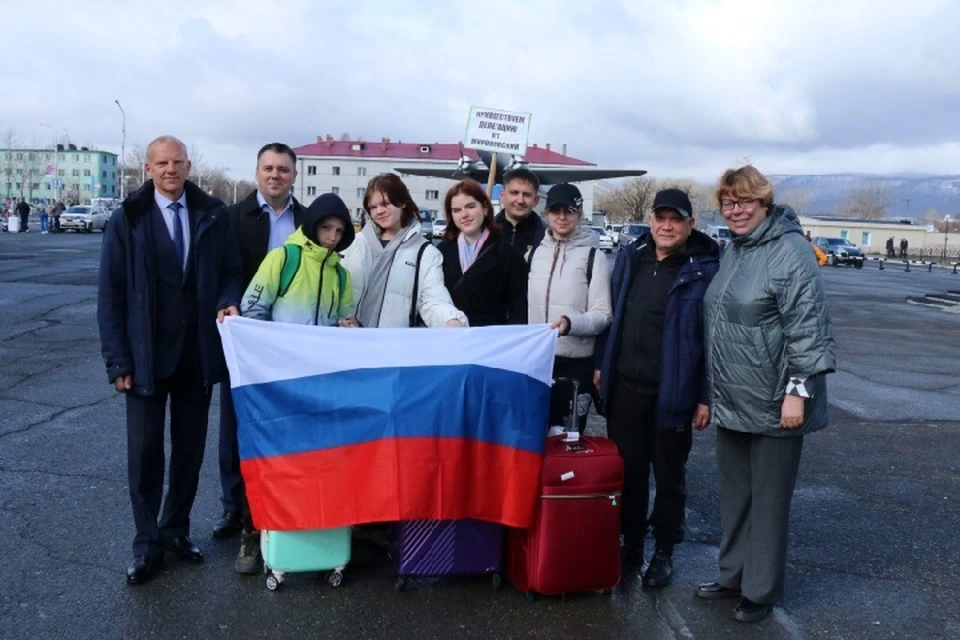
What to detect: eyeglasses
<box><xmin>547</xmin><ymin>207</ymin><xmax>579</xmax><ymax>217</ymax></box>
<box><xmin>720</xmin><ymin>198</ymin><xmax>758</xmax><ymax>212</ymax></box>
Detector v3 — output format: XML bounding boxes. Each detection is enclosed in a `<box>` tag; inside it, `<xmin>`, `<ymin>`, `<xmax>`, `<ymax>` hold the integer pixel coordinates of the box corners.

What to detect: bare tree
<box><xmin>839</xmin><ymin>183</ymin><xmax>889</xmax><ymax>219</ymax></box>
<box><xmin>124</xmin><ymin>144</ymin><xmax>148</xmax><ymax>193</ymax></box>
<box><xmin>778</xmin><ymin>189</ymin><xmax>811</xmax><ymax>215</ymax></box>
<box><xmin>614</xmin><ymin>177</ymin><xmax>657</xmax><ymax>222</ymax></box>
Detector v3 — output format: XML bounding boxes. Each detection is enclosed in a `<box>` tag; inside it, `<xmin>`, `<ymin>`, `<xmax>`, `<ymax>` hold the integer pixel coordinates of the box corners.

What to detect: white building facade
<box><xmin>292</xmin><ymin>136</ymin><xmax>597</xmax><ymax>223</ymax></box>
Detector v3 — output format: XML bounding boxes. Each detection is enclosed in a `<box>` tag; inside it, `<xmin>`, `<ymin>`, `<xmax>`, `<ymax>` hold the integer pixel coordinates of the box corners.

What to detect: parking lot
<box><xmin>1</xmin><ymin>231</ymin><xmax>959</xmax><ymax>639</ymax></box>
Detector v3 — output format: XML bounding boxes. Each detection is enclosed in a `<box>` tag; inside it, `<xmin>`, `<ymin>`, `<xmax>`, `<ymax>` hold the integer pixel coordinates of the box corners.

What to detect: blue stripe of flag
<box><xmin>232</xmin><ymin>364</ymin><xmax>550</xmax><ymax>460</ymax></box>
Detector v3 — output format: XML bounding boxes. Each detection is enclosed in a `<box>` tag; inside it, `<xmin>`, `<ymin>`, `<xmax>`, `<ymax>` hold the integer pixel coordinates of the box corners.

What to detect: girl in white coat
<box><xmin>342</xmin><ymin>174</ymin><xmax>466</xmax><ymax>328</ymax></box>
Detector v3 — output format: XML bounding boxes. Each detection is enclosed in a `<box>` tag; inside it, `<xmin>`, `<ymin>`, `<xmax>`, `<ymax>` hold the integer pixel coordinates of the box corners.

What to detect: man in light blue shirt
<box><xmin>217</xmin><ymin>143</ymin><xmax>313</xmax><ymax>574</ymax></box>
<box><xmin>258</xmin><ymin>189</ymin><xmax>296</xmax><ymax>252</ymax></box>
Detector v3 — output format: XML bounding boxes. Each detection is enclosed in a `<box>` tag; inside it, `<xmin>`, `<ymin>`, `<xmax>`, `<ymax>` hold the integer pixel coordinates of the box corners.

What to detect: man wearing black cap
<box><xmin>218</xmin><ymin>142</ymin><xmax>307</xmax><ymax>573</ymax></box>
<box><xmin>494</xmin><ymin>167</ymin><xmax>545</xmax><ymax>258</ymax></box>
<box><xmin>594</xmin><ymin>188</ymin><xmax>720</xmax><ymax>587</ymax></box>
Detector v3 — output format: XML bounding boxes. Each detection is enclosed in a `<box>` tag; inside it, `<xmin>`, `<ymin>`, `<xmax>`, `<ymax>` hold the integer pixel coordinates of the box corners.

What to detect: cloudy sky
<box><xmin>4</xmin><ymin>0</ymin><xmax>958</xmax><ymax>183</ymax></box>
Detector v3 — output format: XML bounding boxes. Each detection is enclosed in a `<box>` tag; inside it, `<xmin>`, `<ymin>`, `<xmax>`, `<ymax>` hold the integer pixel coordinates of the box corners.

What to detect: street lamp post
<box><xmin>115</xmin><ymin>100</ymin><xmax>126</xmax><ymax>200</ymax></box>
<box><xmin>945</xmin><ymin>215</ymin><xmax>951</xmax><ymax>265</ymax></box>
<box><xmin>38</xmin><ymin>123</ymin><xmax>59</xmax><ymax>203</ymax></box>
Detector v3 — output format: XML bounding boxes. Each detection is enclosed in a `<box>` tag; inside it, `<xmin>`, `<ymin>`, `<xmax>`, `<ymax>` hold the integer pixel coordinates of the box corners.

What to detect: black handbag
<box><xmin>407</xmin><ymin>241</ymin><xmax>430</xmax><ymax>327</ymax></box>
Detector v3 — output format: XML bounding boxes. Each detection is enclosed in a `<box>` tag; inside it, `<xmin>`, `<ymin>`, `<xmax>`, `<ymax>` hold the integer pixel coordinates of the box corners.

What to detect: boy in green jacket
<box><xmin>241</xmin><ymin>193</ymin><xmax>355</xmax><ymax>326</ymax></box>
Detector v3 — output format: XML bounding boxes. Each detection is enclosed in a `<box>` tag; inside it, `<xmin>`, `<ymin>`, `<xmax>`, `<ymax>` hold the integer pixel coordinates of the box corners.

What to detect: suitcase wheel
<box><xmin>394</xmin><ymin>576</ymin><xmax>408</xmax><ymax>593</ymax></box>
<box><xmin>265</xmin><ymin>571</ymin><xmax>283</xmax><ymax>591</ymax></box>
<box><xmin>327</xmin><ymin>570</ymin><xmax>344</xmax><ymax>589</ymax></box>
<box><xmin>491</xmin><ymin>573</ymin><xmax>502</xmax><ymax>590</ymax></box>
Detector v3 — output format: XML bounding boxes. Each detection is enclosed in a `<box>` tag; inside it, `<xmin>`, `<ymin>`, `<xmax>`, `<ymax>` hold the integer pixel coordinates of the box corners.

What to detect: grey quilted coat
<box><xmin>703</xmin><ymin>205</ymin><xmax>836</xmax><ymax>436</ymax></box>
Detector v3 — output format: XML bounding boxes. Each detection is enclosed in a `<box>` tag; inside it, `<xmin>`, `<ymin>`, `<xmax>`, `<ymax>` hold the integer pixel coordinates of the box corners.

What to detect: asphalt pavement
<box><xmin>1</xmin><ymin>232</ymin><xmax>959</xmax><ymax>639</ymax></box>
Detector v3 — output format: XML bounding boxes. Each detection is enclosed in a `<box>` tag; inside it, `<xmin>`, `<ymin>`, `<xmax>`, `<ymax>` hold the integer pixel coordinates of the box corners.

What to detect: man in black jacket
<box><xmin>594</xmin><ymin>189</ymin><xmax>720</xmax><ymax>588</ymax></box>
<box><xmin>16</xmin><ymin>198</ymin><xmax>30</xmax><ymax>232</ymax></box>
<box><xmin>217</xmin><ymin>142</ymin><xmax>307</xmax><ymax>574</ymax></box>
<box><xmin>494</xmin><ymin>168</ymin><xmax>545</xmax><ymax>258</ymax></box>
<box><xmin>98</xmin><ymin>136</ymin><xmax>242</xmax><ymax>586</ymax></box>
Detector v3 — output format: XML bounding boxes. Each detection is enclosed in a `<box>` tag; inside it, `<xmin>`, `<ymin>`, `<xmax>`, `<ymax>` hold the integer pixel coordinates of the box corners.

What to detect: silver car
<box><xmin>60</xmin><ymin>205</ymin><xmax>109</xmax><ymax>233</ymax></box>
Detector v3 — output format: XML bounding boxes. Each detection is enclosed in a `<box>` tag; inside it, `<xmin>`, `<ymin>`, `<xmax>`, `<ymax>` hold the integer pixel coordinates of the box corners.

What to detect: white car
<box><xmin>589</xmin><ymin>226</ymin><xmax>614</xmax><ymax>253</ymax></box>
<box><xmin>432</xmin><ymin>218</ymin><xmax>447</xmax><ymax>239</ymax></box>
<box><xmin>60</xmin><ymin>205</ymin><xmax>109</xmax><ymax>233</ymax></box>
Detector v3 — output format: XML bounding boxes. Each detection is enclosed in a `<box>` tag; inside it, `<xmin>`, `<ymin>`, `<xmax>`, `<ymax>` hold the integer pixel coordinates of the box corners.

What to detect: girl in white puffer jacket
<box><xmin>342</xmin><ymin>174</ymin><xmax>467</xmax><ymax>329</ymax></box>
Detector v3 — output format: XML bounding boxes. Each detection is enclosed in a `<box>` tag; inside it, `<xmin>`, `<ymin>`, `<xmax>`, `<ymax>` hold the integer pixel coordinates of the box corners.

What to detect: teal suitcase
<box><xmin>261</xmin><ymin>527</ymin><xmax>351</xmax><ymax>590</ymax></box>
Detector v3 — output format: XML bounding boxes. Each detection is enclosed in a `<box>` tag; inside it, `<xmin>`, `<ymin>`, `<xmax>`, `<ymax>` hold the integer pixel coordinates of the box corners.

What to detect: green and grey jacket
<box><xmin>703</xmin><ymin>205</ymin><xmax>835</xmax><ymax>436</ymax></box>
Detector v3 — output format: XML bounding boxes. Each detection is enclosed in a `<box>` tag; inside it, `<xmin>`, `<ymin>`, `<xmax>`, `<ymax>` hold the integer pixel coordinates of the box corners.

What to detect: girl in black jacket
<box><xmin>437</xmin><ymin>180</ymin><xmax>528</xmax><ymax>327</ymax></box>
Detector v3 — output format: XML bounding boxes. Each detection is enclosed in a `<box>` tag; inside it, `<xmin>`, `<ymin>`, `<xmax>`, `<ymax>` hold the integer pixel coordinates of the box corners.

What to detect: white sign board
<box><xmin>464</xmin><ymin>106</ymin><xmax>532</xmax><ymax>155</ymax></box>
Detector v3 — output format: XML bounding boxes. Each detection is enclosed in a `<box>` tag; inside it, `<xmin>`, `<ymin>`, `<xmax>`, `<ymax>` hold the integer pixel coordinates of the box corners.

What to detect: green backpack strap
<box><xmin>335</xmin><ymin>263</ymin><xmax>347</xmax><ymax>298</ymax></box>
<box><xmin>277</xmin><ymin>244</ymin><xmax>302</xmax><ymax>298</ymax></box>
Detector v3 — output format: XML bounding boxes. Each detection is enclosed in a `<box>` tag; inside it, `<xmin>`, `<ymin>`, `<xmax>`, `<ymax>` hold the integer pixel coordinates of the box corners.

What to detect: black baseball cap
<box><xmin>651</xmin><ymin>188</ymin><xmax>693</xmax><ymax>217</ymax></box>
<box><xmin>545</xmin><ymin>183</ymin><xmax>583</xmax><ymax>210</ymax></box>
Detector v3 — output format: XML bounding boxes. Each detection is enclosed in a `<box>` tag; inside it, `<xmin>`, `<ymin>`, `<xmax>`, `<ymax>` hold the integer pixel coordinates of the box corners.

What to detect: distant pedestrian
<box><xmin>39</xmin><ymin>206</ymin><xmax>49</xmax><ymax>234</ymax></box>
<box><xmin>886</xmin><ymin>237</ymin><xmax>895</xmax><ymax>258</ymax></box>
<box><xmin>16</xmin><ymin>198</ymin><xmax>30</xmax><ymax>232</ymax></box>
<box><xmin>899</xmin><ymin>238</ymin><xmax>908</xmax><ymax>259</ymax></box>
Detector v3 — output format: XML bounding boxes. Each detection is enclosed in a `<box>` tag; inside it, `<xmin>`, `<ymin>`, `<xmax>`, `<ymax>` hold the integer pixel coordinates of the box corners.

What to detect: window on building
<box><xmin>357</xmin><ymin>167</ymin><xmax>367</xmax><ymax>177</ymax></box>
<box><xmin>83</xmin><ymin>184</ymin><xmax>90</xmax><ymax>191</ymax></box>
<box><xmin>425</xmin><ymin>190</ymin><xmax>439</xmax><ymax>200</ymax></box>
<box><xmin>73</xmin><ymin>155</ymin><xmax>79</xmax><ymax>162</ymax></box>
<box><xmin>31</xmin><ymin>182</ymin><xmax>40</xmax><ymax>190</ymax></box>
<box><xmin>84</xmin><ymin>155</ymin><xmax>90</xmax><ymax>163</ymax></box>
<box><xmin>102</xmin><ymin>170</ymin><xmax>107</xmax><ymax>178</ymax></box>
<box><xmin>307</xmin><ymin>186</ymin><xmax>317</xmax><ymax>196</ymax></box>
<box><xmin>59</xmin><ymin>154</ymin><xmax>65</xmax><ymax>162</ymax></box>
<box><xmin>840</xmin><ymin>230</ymin><xmax>849</xmax><ymax>241</ymax></box>
<box><xmin>15</xmin><ymin>168</ymin><xmax>22</xmax><ymax>176</ymax></box>
<box><xmin>14</xmin><ymin>182</ymin><xmax>21</xmax><ymax>189</ymax></box>
<box><xmin>331</xmin><ymin>187</ymin><xmax>339</xmax><ymax>195</ymax></box>
<box><xmin>84</xmin><ymin>169</ymin><xmax>91</xmax><ymax>177</ymax></box>
<box><xmin>356</xmin><ymin>187</ymin><xmax>365</xmax><ymax>198</ymax></box>
<box><xmin>44</xmin><ymin>153</ymin><xmax>52</xmax><ymax>160</ymax></box>
<box><xmin>307</xmin><ymin>165</ymin><xmax>317</xmax><ymax>176</ymax></box>
<box><xmin>28</xmin><ymin>152</ymin><xmax>35</xmax><ymax>160</ymax></box>
<box><xmin>58</xmin><ymin>169</ymin><xmax>65</xmax><ymax>176</ymax></box>
<box><xmin>861</xmin><ymin>231</ymin><xmax>871</xmax><ymax>246</ymax></box>
<box><xmin>332</xmin><ymin>166</ymin><xmax>341</xmax><ymax>176</ymax></box>
<box><xmin>72</xmin><ymin>169</ymin><xmax>80</xmax><ymax>177</ymax></box>
<box><xmin>15</xmin><ymin>153</ymin><xmax>23</xmax><ymax>160</ymax></box>
<box><xmin>45</xmin><ymin>184</ymin><xmax>51</xmax><ymax>191</ymax></box>
<box><xmin>356</xmin><ymin>208</ymin><xmax>364</xmax><ymax>218</ymax></box>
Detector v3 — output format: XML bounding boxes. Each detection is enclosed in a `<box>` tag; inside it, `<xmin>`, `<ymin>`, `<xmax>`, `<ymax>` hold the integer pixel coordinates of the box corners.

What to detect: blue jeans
<box><xmin>40</xmin><ymin>212</ymin><xmax>49</xmax><ymax>232</ymax></box>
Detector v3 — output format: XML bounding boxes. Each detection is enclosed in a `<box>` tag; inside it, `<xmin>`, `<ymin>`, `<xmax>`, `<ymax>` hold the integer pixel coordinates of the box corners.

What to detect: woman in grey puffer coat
<box><xmin>696</xmin><ymin>166</ymin><xmax>835</xmax><ymax>623</ymax></box>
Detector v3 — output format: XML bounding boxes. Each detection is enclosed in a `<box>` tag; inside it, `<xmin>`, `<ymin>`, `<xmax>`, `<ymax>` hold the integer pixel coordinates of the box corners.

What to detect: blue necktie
<box><xmin>169</xmin><ymin>202</ymin><xmax>185</xmax><ymax>270</ymax></box>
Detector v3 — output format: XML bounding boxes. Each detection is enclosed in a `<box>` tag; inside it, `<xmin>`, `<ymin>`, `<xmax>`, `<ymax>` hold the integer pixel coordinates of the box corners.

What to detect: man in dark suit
<box><xmin>98</xmin><ymin>135</ymin><xmax>242</xmax><ymax>586</ymax></box>
<box><xmin>216</xmin><ymin>142</ymin><xmax>306</xmax><ymax>574</ymax></box>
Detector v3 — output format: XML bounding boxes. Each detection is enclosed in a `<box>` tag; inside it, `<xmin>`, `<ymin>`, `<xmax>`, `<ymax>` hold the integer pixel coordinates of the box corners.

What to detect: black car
<box><xmin>813</xmin><ymin>237</ymin><xmax>865</xmax><ymax>268</ymax></box>
<box><xmin>618</xmin><ymin>223</ymin><xmax>651</xmax><ymax>248</ymax></box>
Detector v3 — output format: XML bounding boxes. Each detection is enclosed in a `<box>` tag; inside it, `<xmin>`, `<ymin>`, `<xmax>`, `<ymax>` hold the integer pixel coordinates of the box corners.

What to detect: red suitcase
<box><xmin>508</xmin><ymin>435</ymin><xmax>624</xmax><ymax>596</ymax></box>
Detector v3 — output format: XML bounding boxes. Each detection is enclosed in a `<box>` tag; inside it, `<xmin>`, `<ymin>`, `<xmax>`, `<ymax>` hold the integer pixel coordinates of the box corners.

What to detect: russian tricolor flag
<box><xmin>218</xmin><ymin>317</ymin><xmax>557</xmax><ymax>531</ymax></box>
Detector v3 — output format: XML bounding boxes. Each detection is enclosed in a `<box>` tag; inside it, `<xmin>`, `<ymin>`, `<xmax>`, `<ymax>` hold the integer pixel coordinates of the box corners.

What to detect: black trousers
<box><xmin>126</xmin><ymin>344</ymin><xmax>212</xmax><ymax>555</ymax></box>
<box><xmin>605</xmin><ymin>379</ymin><xmax>692</xmax><ymax>551</ymax></box>
<box><xmin>218</xmin><ymin>379</ymin><xmax>249</xmax><ymax>523</ymax></box>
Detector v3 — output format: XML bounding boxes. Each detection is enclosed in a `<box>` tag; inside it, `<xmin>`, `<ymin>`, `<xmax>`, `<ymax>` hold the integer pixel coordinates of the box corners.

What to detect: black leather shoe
<box><xmin>734</xmin><ymin>597</ymin><xmax>773</xmax><ymax>623</ymax></box>
<box><xmin>126</xmin><ymin>554</ymin><xmax>165</xmax><ymax>585</ymax></box>
<box><xmin>641</xmin><ymin>548</ymin><xmax>673</xmax><ymax>588</ymax></box>
<box><xmin>212</xmin><ymin>511</ymin><xmax>242</xmax><ymax>539</ymax></box>
<box><xmin>165</xmin><ymin>536</ymin><xmax>204</xmax><ymax>563</ymax></box>
<box><xmin>695</xmin><ymin>581</ymin><xmax>742</xmax><ymax>600</ymax></box>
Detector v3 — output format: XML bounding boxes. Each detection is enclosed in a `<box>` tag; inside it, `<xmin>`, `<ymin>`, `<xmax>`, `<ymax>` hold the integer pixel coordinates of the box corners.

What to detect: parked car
<box><xmin>813</xmin><ymin>236</ymin><xmax>865</xmax><ymax>268</ymax></box>
<box><xmin>589</xmin><ymin>226</ymin><xmax>614</xmax><ymax>253</ymax></box>
<box><xmin>618</xmin><ymin>223</ymin><xmax>650</xmax><ymax>248</ymax></box>
<box><xmin>606</xmin><ymin>223</ymin><xmax>624</xmax><ymax>246</ymax></box>
<box><xmin>705</xmin><ymin>225</ymin><xmax>732</xmax><ymax>243</ymax></box>
<box><xmin>60</xmin><ymin>205</ymin><xmax>109</xmax><ymax>233</ymax></box>
<box><xmin>432</xmin><ymin>218</ymin><xmax>447</xmax><ymax>239</ymax></box>
<box><xmin>419</xmin><ymin>211</ymin><xmax>434</xmax><ymax>239</ymax></box>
